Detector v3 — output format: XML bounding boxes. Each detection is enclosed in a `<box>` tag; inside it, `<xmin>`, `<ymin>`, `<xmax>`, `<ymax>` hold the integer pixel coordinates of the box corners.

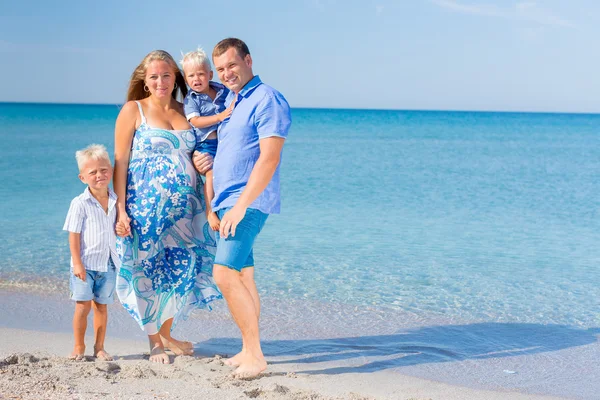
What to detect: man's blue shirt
<box><xmin>183</xmin><ymin>81</ymin><xmax>229</xmax><ymax>142</ymax></box>
<box><xmin>212</xmin><ymin>75</ymin><xmax>292</xmax><ymax>215</ymax></box>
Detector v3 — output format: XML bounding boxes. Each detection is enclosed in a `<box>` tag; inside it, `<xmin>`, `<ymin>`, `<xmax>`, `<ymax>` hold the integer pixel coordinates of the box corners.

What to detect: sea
<box><xmin>0</xmin><ymin>102</ymin><xmax>599</xmax><ymax>399</ymax></box>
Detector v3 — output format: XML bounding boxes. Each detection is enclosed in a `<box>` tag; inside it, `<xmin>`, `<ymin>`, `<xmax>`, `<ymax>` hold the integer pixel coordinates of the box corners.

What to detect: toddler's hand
<box><xmin>73</xmin><ymin>264</ymin><xmax>86</xmax><ymax>281</ymax></box>
<box><xmin>208</xmin><ymin>212</ymin><xmax>220</xmax><ymax>232</ymax></box>
<box><xmin>218</xmin><ymin>95</ymin><xmax>237</xmax><ymax>121</ymax></box>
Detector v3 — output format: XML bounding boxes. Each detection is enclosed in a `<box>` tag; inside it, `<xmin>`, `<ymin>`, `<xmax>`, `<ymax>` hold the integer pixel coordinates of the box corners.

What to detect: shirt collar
<box><xmin>238</xmin><ymin>75</ymin><xmax>262</xmax><ymax>98</ymax></box>
<box><xmin>190</xmin><ymin>81</ymin><xmax>227</xmax><ymax>100</ymax></box>
<box><xmin>83</xmin><ymin>187</ymin><xmax>117</xmax><ymax>208</ymax></box>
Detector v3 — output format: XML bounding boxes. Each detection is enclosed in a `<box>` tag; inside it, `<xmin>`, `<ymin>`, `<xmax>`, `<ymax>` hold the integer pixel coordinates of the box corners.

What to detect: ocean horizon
<box><xmin>1</xmin><ymin>102</ymin><xmax>599</xmax><ymax>399</ymax></box>
<box><xmin>2</xmin><ymin>100</ymin><xmax>599</xmax><ymax>116</ymax></box>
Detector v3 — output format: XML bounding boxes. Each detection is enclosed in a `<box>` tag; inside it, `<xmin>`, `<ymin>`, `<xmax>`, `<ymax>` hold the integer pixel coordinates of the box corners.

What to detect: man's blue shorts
<box><xmin>214</xmin><ymin>207</ymin><xmax>268</xmax><ymax>272</ymax></box>
<box><xmin>69</xmin><ymin>258</ymin><xmax>116</xmax><ymax>304</ymax></box>
<box><xmin>196</xmin><ymin>138</ymin><xmax>218</xmax><ymax>158</ymax></box>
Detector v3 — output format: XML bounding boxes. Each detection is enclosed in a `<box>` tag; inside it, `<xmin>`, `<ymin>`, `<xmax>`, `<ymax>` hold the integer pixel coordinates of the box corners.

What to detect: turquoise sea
<box><xmin>1</xmin><ymin>102</ymin><xmax>599</xmax><ymax>399</ymax></box>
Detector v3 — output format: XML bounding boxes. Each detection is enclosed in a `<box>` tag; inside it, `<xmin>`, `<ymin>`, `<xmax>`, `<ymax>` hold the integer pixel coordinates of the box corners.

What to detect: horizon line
<box><xmin>1</xmin><ymin>100</ymin><xmax>599</xmax><ymax>116</ymax></box>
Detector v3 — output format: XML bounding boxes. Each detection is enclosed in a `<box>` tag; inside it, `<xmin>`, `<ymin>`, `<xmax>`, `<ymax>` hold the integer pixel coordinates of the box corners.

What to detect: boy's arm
<box><xmin>69</xmin><ymin>232</ymin><xmax>86</xmax><ymax>281</ymax></box>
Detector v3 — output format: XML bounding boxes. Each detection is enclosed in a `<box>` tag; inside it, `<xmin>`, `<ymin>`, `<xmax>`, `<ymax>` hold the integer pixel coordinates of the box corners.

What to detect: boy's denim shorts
<box><xmin>70</xmin><ymin>258</ymin><xmax>116</xmax><ymax>304</ymax></box>
<box><xmin>196</xmin><ymin>138</ymin><xmax>218</xmax><ymax>158</ymax></box>
<box><xmin>214</xmin><ymin>208</ymin><xmax>268</xmax><ymax>272</ymax></box>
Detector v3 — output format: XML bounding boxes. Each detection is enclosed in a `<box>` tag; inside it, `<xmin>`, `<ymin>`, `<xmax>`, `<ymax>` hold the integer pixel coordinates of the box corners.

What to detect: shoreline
<box><xmin>0</xmin><ymin>327</ymin><xmax>565</xmax><ymax>400</ymax></box>
<box><xmin>0</xmin><ymin>287</ymin><xmax>581</xmax><ymax>400</ymax></box>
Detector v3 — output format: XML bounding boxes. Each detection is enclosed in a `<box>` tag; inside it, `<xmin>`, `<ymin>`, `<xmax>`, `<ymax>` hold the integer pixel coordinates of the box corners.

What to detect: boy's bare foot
<box><xmin>160</xmin><ymin>335</ymin><xmax>193</xmax><ymax>356</ymax></box>
<box><xmin>233</xmin><ymin>355</ymin><xmax>267</xmax><ymax>379</ymax></box>
<box><xmin>69</xmin><ymin>345</ymin><xmax>86</xmax><ymax>361</ymax></box>
<box><xmin>149</xmin><ymin>345</ymin><xmax>170</xmax><ymax>364</ymax></box>
<box><xmin>93</xmin><ymin>348</ymin><xmax>113</xmax><ymax>361</ymax></box>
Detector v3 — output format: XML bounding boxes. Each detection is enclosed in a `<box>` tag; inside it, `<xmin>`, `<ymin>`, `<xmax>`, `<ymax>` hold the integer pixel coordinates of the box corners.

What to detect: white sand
<box><xmin>0</xmin><ymin>329</ymin><xmax>568</xmax><ymax>400</ymax></box>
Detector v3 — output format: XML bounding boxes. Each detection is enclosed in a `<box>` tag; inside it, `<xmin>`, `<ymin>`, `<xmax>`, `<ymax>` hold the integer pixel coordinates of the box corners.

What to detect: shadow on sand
<box><xmin>198</xmin><ymin>323</ymin><xmax>600</xmax><ymax>375</ymax></box>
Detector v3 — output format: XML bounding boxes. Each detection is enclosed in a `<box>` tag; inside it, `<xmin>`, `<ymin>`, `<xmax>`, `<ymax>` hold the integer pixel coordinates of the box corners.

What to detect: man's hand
<box><xmin>219</xmin><ymin>205</ymin><xmax>247</xmax><ymax>239</ymax></box>
<box><xmin>73</xmin><ymin>263</ymin><xmax>86</xmax><ymax>281</ymax></box>
<box><xmin>193</xmin><ymin>151</ymin><xmax>214</xmax><ymax>175</ymax></box>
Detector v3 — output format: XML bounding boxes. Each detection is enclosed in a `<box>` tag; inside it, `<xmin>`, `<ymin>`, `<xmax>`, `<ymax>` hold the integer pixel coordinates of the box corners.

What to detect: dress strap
<box><xmin>134</xmin><ymin>101</ymin><xmax>147</xmax><ymax>126</ymax></box>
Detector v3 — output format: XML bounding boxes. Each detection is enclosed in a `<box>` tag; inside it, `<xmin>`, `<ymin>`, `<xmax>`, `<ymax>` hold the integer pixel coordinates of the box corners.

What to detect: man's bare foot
<box><xmin>160</xmin><ymin>336</ymin><xmax>193</xmax><ymax>356</ymax></box>
<box><xmin>69</xmin><ymin>345</ymin><xmax>86</xmax><ymax>361</ymax></box>
<box><xmin>233</xmin><ymin>356</ymin><xmax>267</xmax><ymax>379</ymax></box>
<box><xmin>93</xmin><ymin>348</ymin><xmax>113</xmax><ymax>361</ymax></box>
<box><xmin>224</xmin><ymin>351</ymin><xmax>243</xmax><ymax>367</ymax></box>
<box><xmin>149</xmin><ymin>345</ymin><xmax>170</xmax><ymax>364</ymax></box>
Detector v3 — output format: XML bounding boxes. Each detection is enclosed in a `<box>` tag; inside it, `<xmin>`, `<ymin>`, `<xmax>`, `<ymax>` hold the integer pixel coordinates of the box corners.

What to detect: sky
<box><xmin>1</xmin><ymin>0</ymin><xmax>599</xmax><ymax>113</ymax></box>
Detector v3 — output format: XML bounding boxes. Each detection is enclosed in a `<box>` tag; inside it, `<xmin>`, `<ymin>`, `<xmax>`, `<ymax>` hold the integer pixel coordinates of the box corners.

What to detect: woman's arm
<box><xmin>113</xmin><ymin>101</ymin><xmax>138</xmax><ymax>235</ymax></box>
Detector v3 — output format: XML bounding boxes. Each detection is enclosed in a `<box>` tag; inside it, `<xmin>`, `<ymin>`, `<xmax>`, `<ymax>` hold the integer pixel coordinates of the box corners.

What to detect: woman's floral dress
<box><xmin>116</xmin><ymin>101</ymin><xmax>221</xmax><ymax>335</ymax></box>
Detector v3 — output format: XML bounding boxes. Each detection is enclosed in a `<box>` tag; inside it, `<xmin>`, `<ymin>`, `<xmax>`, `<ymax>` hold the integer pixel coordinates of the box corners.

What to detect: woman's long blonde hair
<box><xmin>126</xmin><ymin>50</ymin><xmax>188</xmax><ymax>102</ymax></box>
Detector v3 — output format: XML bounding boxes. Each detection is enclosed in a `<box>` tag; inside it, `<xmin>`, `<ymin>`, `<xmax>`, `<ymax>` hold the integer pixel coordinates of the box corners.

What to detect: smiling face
<box><xmin>78</xmin><ymin>158</ymin><xmax>113</xmax><ymax>191</ymax></box>
<box><xmin>144</xmin><ymin>60</ymin><xmax>176</xmax><ymax>99</ymax></box>
<box><xmin>213</xmin><ymin>47</ymin><xmax>253</xmax><ymax>93</ymax></box>
<box><xmin>183</xmin><ymin>63</ymin><xmax>213</xmax><ymax>94</ymax></box>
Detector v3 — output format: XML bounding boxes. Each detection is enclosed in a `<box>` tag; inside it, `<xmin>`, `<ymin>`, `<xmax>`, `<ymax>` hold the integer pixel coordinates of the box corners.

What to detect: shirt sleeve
<box><xmin>184</xmin><ymin>95</ymin><xmax>201</xmax><ymax>120</ymax></box>
<box><xmin>198</xmin><ymin>99</ymin><xmax>218</xmax><ymax>117</ymax></box>
<box><xmin>63</xmin><ymin>198</ymin><xmax>84</xmax><ymax>233</ymax></box>
<box><xmin>255</xmin><ymin>91</ymin><xmax>292</xmax><ymax>140</ymax></box>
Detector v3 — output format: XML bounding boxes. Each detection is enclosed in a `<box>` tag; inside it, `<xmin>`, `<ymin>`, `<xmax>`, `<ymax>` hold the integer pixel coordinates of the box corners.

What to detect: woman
<box><xmin>113</xmin><ymin>50</ymin><xmax>221</xmax><ymax>364</ymax></box>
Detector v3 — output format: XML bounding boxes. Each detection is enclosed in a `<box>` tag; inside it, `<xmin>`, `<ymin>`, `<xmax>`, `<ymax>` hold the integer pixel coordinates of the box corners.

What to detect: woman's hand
<box><xmin>116</xmin><ymin>213</ymin><xmax>132</xmax><ymax>237</ymax></box>
<box><xmin>193</xmin><ymin>151</ymin><xmax>214</xmax><ymax>175</ymax></box>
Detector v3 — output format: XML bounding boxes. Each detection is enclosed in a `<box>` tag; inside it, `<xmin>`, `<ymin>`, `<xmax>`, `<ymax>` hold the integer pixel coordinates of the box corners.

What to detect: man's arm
<box><xmin>219</xmin><ymin>137</ymin><xmax>285</xmax><ymax>238</ymax></box>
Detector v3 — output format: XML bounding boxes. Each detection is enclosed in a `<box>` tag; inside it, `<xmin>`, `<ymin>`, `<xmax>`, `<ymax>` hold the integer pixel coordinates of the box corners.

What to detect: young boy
<box><xmin>181</xmin><ymin>47</ymin><xmax>233</xmax><ymax>231</ymax></box>
<box><xmin>63</xmin><ymin>144</ymin><xmax>118</xmax><ymax>361</ymax></box>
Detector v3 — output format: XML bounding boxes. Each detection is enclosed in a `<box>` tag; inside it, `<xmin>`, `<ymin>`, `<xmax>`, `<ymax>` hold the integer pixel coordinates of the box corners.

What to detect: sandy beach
<box><xmin>0</xmin><ymin>327</ymin><xmax>569</xmax><ymax>400</ymax></box>
<box><xmin>0</xmin><ymin>286</ymin><xmax>569</xmax><ymax>400</ymax></box>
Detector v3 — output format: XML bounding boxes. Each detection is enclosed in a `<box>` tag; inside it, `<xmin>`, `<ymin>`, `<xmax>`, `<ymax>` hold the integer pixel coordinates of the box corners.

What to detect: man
<box><xmin>209</xmin><ymin>38</ymin><xmax>291</xmax><ymax>378</ymax></box>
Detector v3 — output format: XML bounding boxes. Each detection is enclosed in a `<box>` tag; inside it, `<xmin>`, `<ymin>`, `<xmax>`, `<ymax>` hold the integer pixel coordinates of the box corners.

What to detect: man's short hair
<box><xmin>213</xmin><ymin>38</ymin><xmax>250</xmax><ymax>60</ymax></box>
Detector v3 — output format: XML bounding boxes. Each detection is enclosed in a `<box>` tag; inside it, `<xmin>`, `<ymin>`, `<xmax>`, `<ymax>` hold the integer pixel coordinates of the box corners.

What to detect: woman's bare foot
<box><xmin>233</xmin><ymin>355</ymin><xmax>267</xmax><ymax>379</ymax></box>
<box><xmin>93</xmin><ymin>347</ymin><xmax>113</xmax><ymax>361</ymax></box>
<box><xmin>68</xmin><ymin>345</ymin><xmax>86</xmax><ymax>361</ymax></box>
<box><xmin>149</xmin><ymin>344</ymin><xmax>170</xmax><ymax>364</ymax></box>
<box><xmin>160</xmin><ymin>335</ymin><xmax>193</xmax><ymax>356</ymax></box>
<box><xmin>224</xmin><ymin>351</ymin><xmax>243</xmax><ymax>367</ymax></box>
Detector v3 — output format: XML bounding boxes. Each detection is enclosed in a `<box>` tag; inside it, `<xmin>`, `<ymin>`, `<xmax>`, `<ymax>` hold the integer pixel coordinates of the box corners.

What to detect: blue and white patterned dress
<box><xmin>116</xmin><ymin>101</ymin><xmax>221</xmax><ymax>335</ymax></box>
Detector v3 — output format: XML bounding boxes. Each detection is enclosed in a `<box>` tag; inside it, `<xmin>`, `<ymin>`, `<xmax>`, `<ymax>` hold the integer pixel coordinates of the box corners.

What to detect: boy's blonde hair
<box><xmin>180</xmin><ymin>47</ymin><xmax>212</xmax><ymax>72</ymax></box>
<box><xmin>75</xmin><ymin>144</ymin><xmax>111</xmax><ymax>171</ymax></box>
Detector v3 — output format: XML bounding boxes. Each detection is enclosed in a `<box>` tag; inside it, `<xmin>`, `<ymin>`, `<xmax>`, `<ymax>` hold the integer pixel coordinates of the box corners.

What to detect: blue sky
<box><xmin>1</xmin><ymin>0</ymin><xmax>599</xmax><ymax>112</ymax></box>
